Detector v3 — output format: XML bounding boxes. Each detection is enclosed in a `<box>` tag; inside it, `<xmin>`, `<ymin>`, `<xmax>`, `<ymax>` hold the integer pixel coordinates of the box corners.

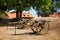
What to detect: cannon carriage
<box><xmin>15</xmin><ymin>17</ymin><xmax>50</xmax><ymax>34</ymax></box>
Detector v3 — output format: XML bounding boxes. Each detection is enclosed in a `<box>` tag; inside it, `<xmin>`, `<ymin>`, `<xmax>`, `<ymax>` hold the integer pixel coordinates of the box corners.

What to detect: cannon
<box><xmin>16</xmin><ymin>17</ymin><xmax>50</xmax><ymax>34</ymax></box>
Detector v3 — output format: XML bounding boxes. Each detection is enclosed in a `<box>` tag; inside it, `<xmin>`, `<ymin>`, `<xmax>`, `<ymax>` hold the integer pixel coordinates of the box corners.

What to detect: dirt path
<box><xmin>0</xmin><ymin>17</ymin><xmax>60</xmax><ymax>40</ymax></box>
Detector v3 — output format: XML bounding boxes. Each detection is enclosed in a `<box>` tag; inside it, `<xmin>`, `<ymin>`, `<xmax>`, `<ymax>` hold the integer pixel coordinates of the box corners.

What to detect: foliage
<box><xmin>56</xmin><ymin>0</ymin><xmax>60</xmax><ymax>8</ymax></box>
<box><xmin>0</xmin><ymin>12</ymin><xmax>5</xmax><ymax>18</ymax></box>
<box><xmin>0</xmin><ymin>0</ymin><xmax>52</xmax><ymax>17</ymax></box>
<box><xmin>34</xmin><ymin>0</ymin><xmax>52</xmax><ymax>17</ymax></box>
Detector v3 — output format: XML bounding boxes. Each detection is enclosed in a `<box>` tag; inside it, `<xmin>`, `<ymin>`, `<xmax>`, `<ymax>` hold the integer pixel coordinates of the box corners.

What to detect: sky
<box><xmin>29</xmin><ymin>8</ymin><xmax>37</xmax><ymax>17</ymax></box>
<box><xmin>57</xmin><ymin>9</ymin><xmax>60</xmax><ymax>12</ymax></box>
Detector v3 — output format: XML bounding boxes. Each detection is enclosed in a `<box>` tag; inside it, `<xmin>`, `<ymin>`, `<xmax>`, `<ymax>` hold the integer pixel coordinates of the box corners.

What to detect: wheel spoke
<box><xmin>39</xmin><ymin>22</ymin><xmax>49</xmax><ymax>34</ymax></box>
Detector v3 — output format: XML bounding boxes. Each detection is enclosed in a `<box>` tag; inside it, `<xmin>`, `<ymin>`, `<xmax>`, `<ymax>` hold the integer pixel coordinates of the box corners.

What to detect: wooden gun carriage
<box><xmin>7</xmin><ymin>17</ymin><xmax>50</xmax><ymax>35</ymax></box>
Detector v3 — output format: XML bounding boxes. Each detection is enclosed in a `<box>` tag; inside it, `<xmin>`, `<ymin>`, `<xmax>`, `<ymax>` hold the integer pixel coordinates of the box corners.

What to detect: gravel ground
<box><xmin>0</xmin><ymin>17</ymin><xmax>60</xmax><ymax>40</ymax></box>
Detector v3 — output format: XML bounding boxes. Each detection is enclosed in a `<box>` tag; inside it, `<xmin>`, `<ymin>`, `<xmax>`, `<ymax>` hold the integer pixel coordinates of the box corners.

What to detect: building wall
<box><xmin>6</xmin><ymin>12</ymin><xmax>16</xmax><ymax>19</ymax></box>
<box><xmin>49</xmin><ymin>12</ymin><xmax>59</xmax><ymax>17</ymax></box>
<box><xmin>4</xmin><ymin>11</ymin><xmax>33</xmax><ymax>19</ymax></box>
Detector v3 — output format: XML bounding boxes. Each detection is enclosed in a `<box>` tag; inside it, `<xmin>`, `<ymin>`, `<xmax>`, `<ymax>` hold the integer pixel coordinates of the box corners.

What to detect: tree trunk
<box><xmin>16</xmin><ymin>10</ymin><xmax>19</xmax><ymax>19</ymax></box>
<box><xmin>16</xmin><ymin>10</ymin><xmax>22</xmax><ymax>20</ymax></box>
<box><xmin>20</xmin><ymin>10</ymin><xmax>22</xmax><ymax>19</ymax></box>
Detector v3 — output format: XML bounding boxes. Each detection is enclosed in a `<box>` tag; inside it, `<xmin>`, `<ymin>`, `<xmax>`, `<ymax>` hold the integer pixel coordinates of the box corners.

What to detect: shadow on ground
<box><xmin>11</xmin><ymin>32</ymin><xmax>46</xmax><ymax>36</ymax></box>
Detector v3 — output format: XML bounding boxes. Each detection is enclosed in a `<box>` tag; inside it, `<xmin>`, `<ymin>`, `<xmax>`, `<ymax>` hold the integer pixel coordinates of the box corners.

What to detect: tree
<box><xmin>56</xmin><ymin>0</ymin><xmax>60</xmax><ymax>8</ymax></box>
<box><xmin>0</xmin><ymin>12</ymin><xmax>5</xmax><ymax>18</ymax></box>
<box><xmin>0</xmin><ymin>0</ymin><xmax>52</xmax><ymax>18</ymax></box>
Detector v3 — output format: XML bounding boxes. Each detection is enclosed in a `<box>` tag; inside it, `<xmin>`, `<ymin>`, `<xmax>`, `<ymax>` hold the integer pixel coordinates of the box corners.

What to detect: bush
<box><xmin>0</xmin><ymin>12</ymin><xmax>5</xmax><ymax>18</ymax></box>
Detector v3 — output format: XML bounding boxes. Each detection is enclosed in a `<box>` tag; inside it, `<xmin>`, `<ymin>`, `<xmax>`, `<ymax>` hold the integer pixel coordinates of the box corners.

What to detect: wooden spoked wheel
<box><xmin>31</xmin><ymin>22</ymin><xmax>49</xmax><ymax>34</ymax></box>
